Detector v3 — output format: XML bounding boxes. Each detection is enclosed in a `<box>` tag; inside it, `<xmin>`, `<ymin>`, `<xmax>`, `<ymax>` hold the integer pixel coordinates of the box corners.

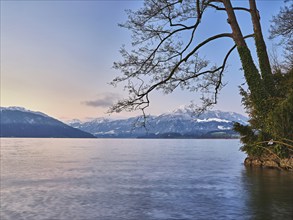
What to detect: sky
<box><xmin>0</xmin><ymin>0</ymin><xmax>286</xmax><ymax>121</ymax></box>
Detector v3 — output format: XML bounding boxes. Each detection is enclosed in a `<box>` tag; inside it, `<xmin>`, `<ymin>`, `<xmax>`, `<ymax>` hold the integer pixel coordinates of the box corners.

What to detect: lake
<box><xmin>1</xmin><ymin>138</ymin><xmax>292</xmax><ymax>220</ymax></box>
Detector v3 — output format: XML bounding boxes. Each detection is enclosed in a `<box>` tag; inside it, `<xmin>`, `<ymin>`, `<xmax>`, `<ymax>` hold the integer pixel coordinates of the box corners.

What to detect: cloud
<box><xmin>82</xmin><ymin>93</ymin><xmax>121</xmax><ymax>108</ymax></box>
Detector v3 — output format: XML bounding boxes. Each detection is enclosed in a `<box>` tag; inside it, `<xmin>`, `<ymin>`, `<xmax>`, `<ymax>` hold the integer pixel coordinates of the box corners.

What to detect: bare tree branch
<box><xmin>208</xmin><ymin>3</ymin><xmax>250</xmax><ymax>12</ymax></box>
<box><xmin>110</xmin><ymin>0</ymin><xmax>256</xmax><ymax>115</ymax></box>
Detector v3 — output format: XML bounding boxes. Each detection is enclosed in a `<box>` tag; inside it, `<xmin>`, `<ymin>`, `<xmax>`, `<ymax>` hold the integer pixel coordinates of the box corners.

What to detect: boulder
<box><xmin>244</xmin><ymin>156</ymin><xmax>293</xmax><ymax>171</ymax></box>
<box><xmin>280</xmin><ymin>158</ymin><xmax>293</xmax><ymax>170</ymax></box>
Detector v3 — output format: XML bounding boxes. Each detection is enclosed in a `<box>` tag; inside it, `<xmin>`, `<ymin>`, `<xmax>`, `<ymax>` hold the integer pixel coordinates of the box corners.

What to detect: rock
<box><xmin>244</xmin><ymin>156</ymin><xmax>293</xmax><ymax>171</ymax></box>
<box><xmin>244</xmin><ymin>157</ymin><xmax>262</xmax><ymax>166</ymax></box>
<box><xmin>244</xmin><ymin>157</ymin><xmax>262</xmax><ymax>167</ymax></box>
<box><xmin>262</xmin><ymin>160</ymin><xmax>279</xmax><ymax>169</ymax></box>
<box><xmin>280</xmin><ymin>158</ymin><xmax>293</xmax><ymax>170</ymax></box>
<box><xmin>244</xmin><ymin>157</ymin><xmax>252</xmax><ymax>166</ymax></box>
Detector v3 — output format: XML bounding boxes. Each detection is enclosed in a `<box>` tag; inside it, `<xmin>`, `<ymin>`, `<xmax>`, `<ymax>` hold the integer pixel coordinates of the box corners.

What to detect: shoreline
<box><xmin>244</xmin><ymin>157</ymin><xmax>293</xmax><ymax>171</ymax></box>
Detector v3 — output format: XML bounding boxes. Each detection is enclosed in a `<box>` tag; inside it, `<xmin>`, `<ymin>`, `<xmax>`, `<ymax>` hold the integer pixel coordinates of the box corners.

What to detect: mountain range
<box><xmin>1</xmin><ymin>106</ymin><xmax>248</xmax><ymax>139</ymax></box>
<box><xmin>69</xmin><ymin>107</ymin><xmax>248</xmax><ymax>139</ymax></box>
<box><xmin>0</xmin><ymin>107</ymin><xmax>95</xmax><ymax>138</ymax></box>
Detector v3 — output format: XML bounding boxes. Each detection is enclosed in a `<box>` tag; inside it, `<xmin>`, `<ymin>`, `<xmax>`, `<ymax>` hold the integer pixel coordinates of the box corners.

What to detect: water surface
<box><xmin>1</xmin><ymin>138</ymin><xmax>292</xmax><ymax>219</ymax></box>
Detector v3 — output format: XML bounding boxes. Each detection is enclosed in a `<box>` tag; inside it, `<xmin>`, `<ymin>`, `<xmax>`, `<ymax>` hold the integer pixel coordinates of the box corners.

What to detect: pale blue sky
<box><xmin>1</xmin><ymin>0</ymin><xmax>285</xmax><ymax>121</ymax></box>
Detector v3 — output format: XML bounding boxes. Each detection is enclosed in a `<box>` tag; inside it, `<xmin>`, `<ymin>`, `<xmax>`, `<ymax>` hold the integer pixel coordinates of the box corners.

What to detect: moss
<box><xmin>235</xmin><ymin>47</ymin><xmax>293</xmax><ymax>159</ymax></box>
<box><xmin>254</xmin><ymin>38</ymin><xmax>275</xmax><ymax>97</ymax></box>
<box><xmin>268</xmin><ymin>91</ymin><xmax>293</xmax><ymax>139</ymax></box>
<box><xmin>237</xmin><ymin>46</ymin><xmax>269</xmax><ymax>115</ymax></box>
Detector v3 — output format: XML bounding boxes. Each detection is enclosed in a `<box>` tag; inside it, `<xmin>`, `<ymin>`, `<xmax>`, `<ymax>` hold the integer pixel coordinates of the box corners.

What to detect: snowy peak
<box><xmin>170</xmin><ymin>105</ymin><xmax>194</xmax><ymax>115</ymax></box>
<box><xmin>0</xmin><ymin>106</ymin><xmax>49</xmax><ymax>118</ymax></box>
<box><xmin>70</xmin><ymin>109</ymin><xmax>248</xmax><ymax>138</ymax></box>
<box><xmin>66</xmin><ymin>119</ymin><xmax>83</xmax><ymax>124</ymax></box>
<box><xmin>196</xmin><ymin>110</ymin><xmax>248</xmax><ymax>125</ymax></box>
<box><xmin>195</xmin><ymin>118</ymin><xmax>230</xmax><ymax>123</ymax></box>
<box><xmin>161</xmin><ymin>106</ymin><xmax>247</xmax><ymax>125</ymax></box>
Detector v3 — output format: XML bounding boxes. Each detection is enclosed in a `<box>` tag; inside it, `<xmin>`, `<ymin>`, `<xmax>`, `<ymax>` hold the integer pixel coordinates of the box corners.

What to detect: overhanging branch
<box><xmin>208</xmin><ymin>3</ymin><xmax>250</xmax><ymax>12</ymax></box>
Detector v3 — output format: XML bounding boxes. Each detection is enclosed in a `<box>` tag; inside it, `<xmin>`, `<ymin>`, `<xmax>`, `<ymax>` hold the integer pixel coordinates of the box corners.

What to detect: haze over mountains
<box><xmin>0</xmin><ymin>106</ymin><xmax>248</xmax><ymax>139</ymax></box>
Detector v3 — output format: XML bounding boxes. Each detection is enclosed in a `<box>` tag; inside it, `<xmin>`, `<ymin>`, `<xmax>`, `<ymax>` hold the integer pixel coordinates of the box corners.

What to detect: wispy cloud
<box><xmin>82</xmin><ymin>93</ymin><xmax>121</xmax><ymax>108</ymax></box>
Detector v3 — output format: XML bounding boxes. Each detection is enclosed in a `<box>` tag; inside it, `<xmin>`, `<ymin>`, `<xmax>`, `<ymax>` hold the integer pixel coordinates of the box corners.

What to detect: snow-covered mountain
<box><xmin>0</xmin><ymin>106</ymin><xmax>247</xmax><ymax>138</ymax></box>
<box><xmin>69</xmin><ymin>107</ymin><xmax>248</xmax><ymax>138</ymax></box>
<box><xmin>0</xmin><ymin>107</ymin><xmax>95</xmax><ymax>138</ymax></box>
<box><xmin>0</xmin><ymin>106</ymin><xmax>49</xmax><ymax>118</ymax></box>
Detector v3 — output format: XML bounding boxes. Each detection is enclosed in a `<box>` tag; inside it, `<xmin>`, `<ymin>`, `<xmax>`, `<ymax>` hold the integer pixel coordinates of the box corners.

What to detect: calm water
<box><xmin>0</xmin><ymin>138</ymin><xmax>292</xmax><ymax>220</ymax></box>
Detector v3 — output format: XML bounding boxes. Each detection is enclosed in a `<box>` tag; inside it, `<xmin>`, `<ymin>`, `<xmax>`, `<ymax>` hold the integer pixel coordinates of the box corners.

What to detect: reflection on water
<box><xmin>0</xmin><ymin>138</ymin><xmax>292</xmax><ymax>220</ymax></box>
<box><xmin>242</xmin><ymin>167</ymin><xmax>293</xmax><ymax>220</ymax></box>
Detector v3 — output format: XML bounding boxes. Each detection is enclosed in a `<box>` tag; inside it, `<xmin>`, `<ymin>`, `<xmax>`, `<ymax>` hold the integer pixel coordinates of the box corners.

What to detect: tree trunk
<box><xmin>222</xmin><ymin>0</ymin><xmax>269</xmax><ymax>114</ymax></box>
<box><xmin>249</xmin><ymin>0</ymin><xmax>275</xmax><ymax>97</ymax></box>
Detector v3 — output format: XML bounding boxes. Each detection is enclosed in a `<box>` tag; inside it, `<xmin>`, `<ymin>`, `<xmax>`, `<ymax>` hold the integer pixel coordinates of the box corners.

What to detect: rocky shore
<box><xmin>244</xmin><ymin>157</ymin><xmax>293</xmax><ymax>171</ymax></box>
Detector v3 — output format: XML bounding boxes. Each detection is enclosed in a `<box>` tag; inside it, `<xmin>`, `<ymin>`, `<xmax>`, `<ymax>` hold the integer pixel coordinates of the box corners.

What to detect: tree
<box><xmin>270</xmin><ymin>3</ymin><xmax>293</xmax><ymax>70</ymax></box>
<box><xmin>110</xmin><ymin>0</ymin><xmax>293</xmax><ymax>164</ymax></box>
<box><xmin>111</xmin><ymin>0</ymin><xmax>271</xmax><ymax>113</ymax></box>
<box><xmin>233</xmin><ymin>1</ymin><xmax>293</xmax><ymax>162</ymax></box>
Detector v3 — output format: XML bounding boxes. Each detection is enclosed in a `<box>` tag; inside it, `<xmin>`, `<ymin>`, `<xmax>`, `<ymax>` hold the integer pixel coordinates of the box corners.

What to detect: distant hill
<box><xmin>69</xmin><ymin>107</ymin><xmax>248</xmax><ymax>138</ymax></box>
<box><xmin>0</xmin><ymin>107</ymin><xmax>95</xmax><ymax>138</ymax></box>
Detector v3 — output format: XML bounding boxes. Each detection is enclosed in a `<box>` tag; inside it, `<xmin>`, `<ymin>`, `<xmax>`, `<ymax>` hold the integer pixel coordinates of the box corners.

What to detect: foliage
<box><xmin>234</xmin><ymin>68</ymin><xmax>293</xmax><ymax>158</ymax></box>
<box><xmin>234</xmin><ymin>1</ymin><xmax>293</xmax><ymax>159</ymax></box>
